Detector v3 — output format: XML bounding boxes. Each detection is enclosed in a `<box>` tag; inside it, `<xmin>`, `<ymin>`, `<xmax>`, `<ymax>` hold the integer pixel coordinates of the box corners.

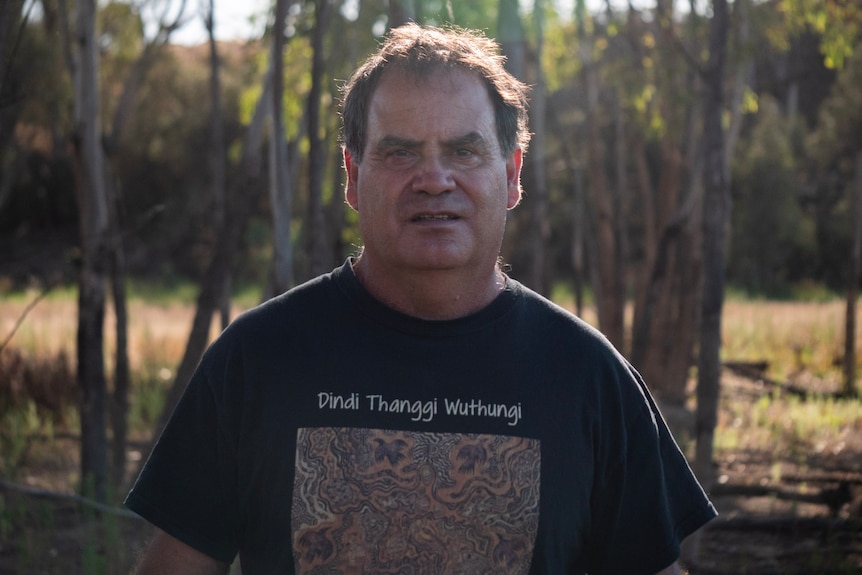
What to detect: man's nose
<box><xmin>411</xmin><ymin>155</ymin><xmax>455</xmax><ymax>195</ymax></box>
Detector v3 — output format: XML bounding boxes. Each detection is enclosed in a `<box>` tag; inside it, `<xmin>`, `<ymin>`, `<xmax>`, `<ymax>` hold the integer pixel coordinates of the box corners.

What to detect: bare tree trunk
<box><xmin>0</xmin><ymin>0</ymin><xmax>28</xmax><ymax>214</ymax></box>
<box><xmin>695</xmin><ymin>0</ymin><xmax>730</xmax><ymax>491</ymax></box>
<box><xmin>0</xmin><ymin>0</ymin><xmax>27</xmax><ymax>91</ymax></box>
<box><xmin>586</xmin><ymin>85</ymin><xmax>623</xmax><ymax>347</ymax></box>
<box><xmin>527</xmin><ymin>0</ymin><xmax>550</xmax><ymax>295</ymax></box>
<box><xmin>497</xmin><ymin>0</ymin><xmax>525</xmax><ymax>80</ymax></box>
<box><xmin>307</xmin><ymin>0</ymin><xmax>332</xmax><ymax>279</ymax></box>
<box><xmin>205</xmin><ymin>0</ymin><xmax>231</xmax><ymax>329</ymax></box>
<box><xmin>725</xmin><ymin>0</ymin><xmax>751</xmax><ymax>180</ymax></box>
<box><xmin>135</xmin><ymin>71</ymin><xmax>272</xmax><ymax>482</ymax></box>
<box><xmin>73</xmin><ymin>0</ymin><xmax>109</xmax><ymax>503</ymax></box>
<box><xmin>389</xmin><ymin>0</ymin><xmax>416</xmax><ymax>27</ymax></box>
<box><xmin>572</xmin><ymin>136</ymin><xmax>587</xmax><ymax>317</ymax></box>
<box><xmin>106</xmin><ymin>172</ymin><xmax>130</xmax><ymax>492</ymax></box>
<box><xmin>844</xmin><ymin>151</ymin><xmax>862</xmax><ymax>398</ymax></box>
<box><xmin>99</xmin><ymin>0</ymin><xmax>185</xmax><ymax>494</ymax></box>
<box><xmin>627</xmin><ymin>0</ymin><xmax>706</xmax><ymax>405</ymax></box>
<box><xmin>612</xmin><ymin>90</ymin><xmax>629</xmax><ymax>343</ymax></box>
<box><xmin>270</xmin><ymin>0</ymin><xmax>294</xmax><ymax>294</ymax></box>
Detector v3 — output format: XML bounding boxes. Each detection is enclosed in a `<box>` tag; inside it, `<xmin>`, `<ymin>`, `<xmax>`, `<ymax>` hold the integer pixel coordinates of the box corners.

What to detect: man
<box><xmin>126</xmin><ymin>24</ymin><xmax>716</xmax><ymax>575</ymax></box>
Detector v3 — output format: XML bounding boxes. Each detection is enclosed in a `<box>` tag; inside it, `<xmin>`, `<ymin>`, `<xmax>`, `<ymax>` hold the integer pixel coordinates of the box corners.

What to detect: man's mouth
<box><xmin>412</xmin><ymin>214</ymin><xmax>458</xmax><ymax>222</ymax></box>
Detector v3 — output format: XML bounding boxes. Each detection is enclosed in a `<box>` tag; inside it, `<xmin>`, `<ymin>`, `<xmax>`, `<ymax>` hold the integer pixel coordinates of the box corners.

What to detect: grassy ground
<box><xmin>0</xmin><ymin>289</ymin><xmax>860</xmax><ymax>574</ymax></box>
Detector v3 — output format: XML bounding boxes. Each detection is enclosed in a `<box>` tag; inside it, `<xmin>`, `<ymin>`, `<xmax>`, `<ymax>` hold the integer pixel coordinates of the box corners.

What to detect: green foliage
<box><xmin>422</xmin><ymin>0</ymin><xmax>501</xmax><ymax>31</ymax></box>
<box><xmin>807</xmin><ymin>49</ymin><xmax>862</xmax><ymax>166</ymax></box>
<box><xmin>2</xmin><ymin>0</ymin><xmax>861</xmax><ymax>298</ymax></box>
<box><xmin>99</xmin><ymin>1</ymin><xmax>145</xmax><ymax>62</ymax></box>
<box><xmin>774</xmin><ymin>0</ymin><xmax>860</xmax><ymax>69</ymax></box>
<box><xmin>729</xmin><ymin>97</ymin><xmax>815</xmax><ymax>296</ymax></box>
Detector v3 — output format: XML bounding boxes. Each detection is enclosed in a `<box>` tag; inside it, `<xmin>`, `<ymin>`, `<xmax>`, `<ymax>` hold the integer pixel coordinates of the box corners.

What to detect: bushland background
<box><xmin>0</xmin><ymin>0</ymin><xmax>861</xmax><ymax>573</ymax></box>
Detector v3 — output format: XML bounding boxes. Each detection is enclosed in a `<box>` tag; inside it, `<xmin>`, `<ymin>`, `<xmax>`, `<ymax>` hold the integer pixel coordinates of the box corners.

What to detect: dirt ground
<box><xmin>687</xmin><ymin>371</ymin><xmax>862</xmax><ymax>575</ymax></box>
<box><xmin>0</xmin><ymin>369</ymin><xmax>860</xmax><ymax>575</ymax></box>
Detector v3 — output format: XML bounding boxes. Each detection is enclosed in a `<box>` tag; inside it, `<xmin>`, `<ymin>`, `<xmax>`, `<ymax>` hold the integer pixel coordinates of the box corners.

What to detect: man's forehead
<box><xmin>374</xmin><ymin>64</ymin><xmax>488</xmax><ymax>98</ymax></box>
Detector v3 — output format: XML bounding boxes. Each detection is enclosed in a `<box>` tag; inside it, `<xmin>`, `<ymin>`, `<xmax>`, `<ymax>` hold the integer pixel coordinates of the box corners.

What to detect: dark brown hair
<box><xmin>340</xmin><ymin>24</ymin><xmax>531</xmax><ymax>161</ymax></box>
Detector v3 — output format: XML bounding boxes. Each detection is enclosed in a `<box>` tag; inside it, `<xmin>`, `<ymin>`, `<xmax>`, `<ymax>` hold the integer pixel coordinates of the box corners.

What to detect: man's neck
<box><xmin>351</xmin><ymin>257</ymin><xmax>505</xmax><ymax>321</ymax></box>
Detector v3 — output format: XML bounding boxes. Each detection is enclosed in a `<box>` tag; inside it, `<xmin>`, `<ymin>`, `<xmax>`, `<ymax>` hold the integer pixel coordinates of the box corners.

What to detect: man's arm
<box><xmin>133</xmin><ymin>528</ymin><xmax>230</xmax><ymax>575</ymax></box>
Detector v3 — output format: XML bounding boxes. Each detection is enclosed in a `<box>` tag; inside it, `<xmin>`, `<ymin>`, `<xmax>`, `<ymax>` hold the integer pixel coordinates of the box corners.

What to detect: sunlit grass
<box><xmin>1</xmin><ymin>285</ymin><xmax>860</xmax><ymax>471</ymax></box>
<box><xmin>721</xmin><ymin>299</ymin><xmax>850</xmax><ymax>384</ymax></box>
<box><xmin>716</xmin><ymin>389</ymin><xmax>862</xmax><ymax>459</ymax></box>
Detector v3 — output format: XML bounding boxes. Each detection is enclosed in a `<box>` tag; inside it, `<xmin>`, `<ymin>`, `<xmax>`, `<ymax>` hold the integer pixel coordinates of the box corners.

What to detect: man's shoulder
<box><xmin>510</xmin><ymin>280</ymin><xmax>603</xmax><ymax>335</ymax></box>
<box><xmin>508</xmin><ymin>279</ymin><xmax>628</xmax><ymax>367</ymax></box>
<box><xmin>222</xmin><ymin>265</ymin><xmax>347</xmax><ymax>340</ymax></box>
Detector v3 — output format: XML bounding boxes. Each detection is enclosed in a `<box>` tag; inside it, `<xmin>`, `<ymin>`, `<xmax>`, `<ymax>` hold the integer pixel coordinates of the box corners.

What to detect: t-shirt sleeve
<box><xmin>124</xmin><ymin>348</ymin><xmax>242</xmax><ymax>564</ymax></box>
<box><xmin>585</xmin><ymin>363</ymin><xmax>717</xmax><ymax>575</ymax></box>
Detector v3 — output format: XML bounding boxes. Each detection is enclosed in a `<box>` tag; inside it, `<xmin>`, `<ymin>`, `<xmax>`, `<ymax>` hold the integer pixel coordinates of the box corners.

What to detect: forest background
<box><xmin>0</xmin><ymin>0</ymin><xmax>861</xmax><ymax>573</ymax></box>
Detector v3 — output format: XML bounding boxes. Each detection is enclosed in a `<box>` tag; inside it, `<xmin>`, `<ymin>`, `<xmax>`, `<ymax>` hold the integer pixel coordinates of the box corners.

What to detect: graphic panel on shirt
<box><xmin>292</xmin><ymin>427</ymin><xmax>541</xmax><ymax>574</ymax></box>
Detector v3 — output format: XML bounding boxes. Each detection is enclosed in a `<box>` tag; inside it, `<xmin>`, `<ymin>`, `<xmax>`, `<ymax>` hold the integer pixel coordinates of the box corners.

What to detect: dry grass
<box><xmin>722</xmin><ymin>299</ymin><xmax>852</xmax><ymax>385</ymax></box>
<box><xmin>0</xmin><ymin>289</ymin><xmax>860</xmax><ymax>574</ymax></box>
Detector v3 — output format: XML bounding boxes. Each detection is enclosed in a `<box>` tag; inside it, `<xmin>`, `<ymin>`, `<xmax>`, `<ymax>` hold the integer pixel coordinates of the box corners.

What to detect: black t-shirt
<box><xmin>125</xmin><ymin>260</ymin><xmax>716</xmax><ymax>574</ymax></box>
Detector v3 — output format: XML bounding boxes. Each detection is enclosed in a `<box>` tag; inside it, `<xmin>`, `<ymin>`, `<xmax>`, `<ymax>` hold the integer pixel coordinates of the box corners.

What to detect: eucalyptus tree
<box><xmin>306</xmin><ymin>0</ymin><xmax>333</xmax><ymax>278</ymax></box>
<box><xmin>270</xmin><ymin>0</ymin><xmax>294</xmax><ymax>294</ymax></box>
<box><xmin>73</xmin><ymin>0</ymin><xmax>110</xmax><ymax>502</ymax></box>
<box><xmin>695</xmin><ymin>0</ymin><xmax>730</xmax><ymax>492</ymax></box>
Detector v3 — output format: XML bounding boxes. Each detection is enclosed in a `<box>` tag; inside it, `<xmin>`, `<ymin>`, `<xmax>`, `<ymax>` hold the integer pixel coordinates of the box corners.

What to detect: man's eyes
<box><xmin>388</xmin><ymin>148</ymin><xmax>415</xmax><ymax>159</ymax></box>
<box><xmin>379</xmin><ymin>147</ymin><xmax>483</xmax><ymax>164</ymax></box>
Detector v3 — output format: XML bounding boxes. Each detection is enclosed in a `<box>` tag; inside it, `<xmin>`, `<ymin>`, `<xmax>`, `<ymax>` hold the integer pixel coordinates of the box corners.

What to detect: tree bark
<box><xmin>527</xmin><ymin>0</ymin><xmax>550</xmax><ymax>295</ymax></box>
<box><xmin>269</xmin><ymin>0</ymin><xmax>294</xmax><ymax>294</ymax></box>
<box><xmin>205</xmin><ymin>0</ymin><xmax>231</xmax><ymax>329</ymax></box>
<box><xmin>586</xmin><ymin>78</ymin><xmax>624</xmax><ymax>348</ymax></box>
<box><xmin>695</xmin><ymin>0</ymin><xmax>730</xmax><ymax>490</ymax></box>
<box><xmin>388</xmin><ymin>0</ymin><xmax>416</xmax><ymax>28</ymax></box>
<box><xmin>844</xmin><ymin>151</ymin><xmax>862</xmax><ymax>398</ymax></box>
<box><xmin>106</xmin><ymin>170</ymin><xmax>130</xmax><ymax>492</ymax></box>
<box><xmin>497</xmin><ymin>0</ymin><xmax>525</xmax><ymax>80</ymax></box>
<box><xmin>307</xmin><ymin>0</ymin><xmax>332</xmax><ymax>279</ymax></box>
<box><xmin>73</xmin><ymin>0</ymin><xmax>109</xmax><ymax>503</ymax></box>
<box><xmin>0</xmin><ymin>0</ymin><xmax>28</xmax><ymax>214</ymax></box>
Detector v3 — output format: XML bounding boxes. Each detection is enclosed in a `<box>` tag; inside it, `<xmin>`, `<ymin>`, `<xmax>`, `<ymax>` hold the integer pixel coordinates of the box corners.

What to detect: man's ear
<box><xmin>344</xmin><ymin>149</ymin><xmax>359</xmax><ymax>211</ymax></box>
<box><xmin>506</xmin><ymin>148</ymin><xmax>524</xmax><ymax>209</ymax></box>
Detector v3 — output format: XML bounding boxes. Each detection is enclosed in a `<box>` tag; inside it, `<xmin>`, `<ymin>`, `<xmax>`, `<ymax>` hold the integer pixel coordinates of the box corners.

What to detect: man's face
<box><xmin>345</xmin><ymin>67</ymin><xmax>522</xmax><ymax>279</ymax></box>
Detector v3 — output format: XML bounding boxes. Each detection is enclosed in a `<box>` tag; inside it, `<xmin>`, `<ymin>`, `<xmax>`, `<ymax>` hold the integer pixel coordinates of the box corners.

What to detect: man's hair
<box><xmin>340</xmin><ymin>23</ymin><xmax>531</xmax><ymax>161</ymax></box>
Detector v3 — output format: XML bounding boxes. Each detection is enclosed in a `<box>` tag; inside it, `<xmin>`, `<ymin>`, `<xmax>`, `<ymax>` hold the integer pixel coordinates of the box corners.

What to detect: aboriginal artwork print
<box><xmin>291</xmin><ymin>427</ymin><xmax>541</xmax><ymax>574</ymax></box>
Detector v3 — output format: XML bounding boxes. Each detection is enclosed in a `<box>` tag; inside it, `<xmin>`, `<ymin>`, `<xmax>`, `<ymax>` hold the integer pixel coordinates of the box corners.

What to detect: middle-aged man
<box><xmin>126</xmin><ymin>23</ymin><xmax>717</xmax><ymax>575</ymax></box>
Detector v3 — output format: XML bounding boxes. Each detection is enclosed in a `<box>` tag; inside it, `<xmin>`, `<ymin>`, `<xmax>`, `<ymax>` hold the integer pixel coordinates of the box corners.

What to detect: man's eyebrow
<box><xmin>372</xmin><ymin>132</ymin><xmax>491</xmax><ymax>153</ymax></box>
<box><xmin>375</xmin><ymin>135</ymin><xmax>421</xmax><ymax>150</ymax></box>
<box><xmin>444</xmin><ymin>132</ymin><xmax>488</xmax><ymax>149</ymax></box>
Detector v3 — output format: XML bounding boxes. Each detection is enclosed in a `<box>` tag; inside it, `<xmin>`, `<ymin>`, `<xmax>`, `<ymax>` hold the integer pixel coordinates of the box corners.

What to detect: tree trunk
<box><xmin>695</xmin><ymin>0</ymin><xmax>730</xmax><ymax>491</ymax></box>
<box><xmin>73</xmin><ymin>0</ymin><xmax>109</xmax><ymax>503</ymax></box>
<box><xmin>612</xmin><ymin>90</ymin><xmax>629</xmax><ymax>337</ymax></box>
<box><xmin>270</xmin><ymin>0</ymin><xmax>294</xmax><ymax>294</ymax></box>
<box><xmin>0</xmin><ymin>0</ymin><xmax>28</xmax><ymax>213</ymax></box>
<box><xmin>844</xmin><ymin>151</ymin><xmax>862</xmax><ymax>398</ymax></box>
<box><xmin>307</xmin><ymin>0</ymin><xmax>332</xmax><ymax>279</ymax></box>
<box><xmin>98</xmin><ymin>0</ymin><xmax>185</xmax><ymax>492</ymax></box>
<box><xmin>134</xmin><ymin>65</ymin><xmax>273</xmax><ymax>482</ymax></box>
<box><xmin>205</xmin><ymin>0</ymin><xmax>231</xmax><ymax>329</ymax></box>
<box><xmin>586</xmin><ymin>82</ymin><xmax>624</xmax><ymax>348</ymax></box>
<box><xmin>573</xmin><ymin>0</ymin><xmax>624</xmax><ymax>348</ymax></box>
<box><xmin>388</xmin><ymin>0</ymin><xmax>415</xmax><ymax>28</ymax></box>
<box><xmin>527</xmin><ymin>0</ymin><xmax>550</xmax><ymax>295</ymax></box>
<box><xmin>106</xmin><ymin>172</ymin><xmax>130</xmax><ymax>492</ymax></box>
<box><xmin>497</xmin><ymin>0</ymin><xmax>525</xmax><ymax>80</ymax></box>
